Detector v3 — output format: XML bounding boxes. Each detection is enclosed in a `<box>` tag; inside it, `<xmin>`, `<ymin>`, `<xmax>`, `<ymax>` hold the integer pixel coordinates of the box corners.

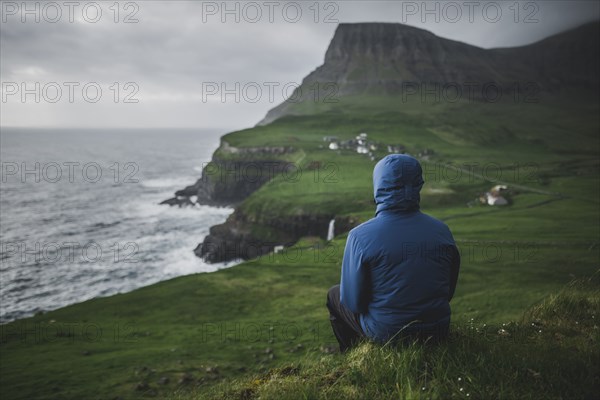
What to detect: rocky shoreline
<box><xmin>161</xmin><ymin>141</ymin><xmax>296</xmax><ymax>207</ymax></box>
<box><xmin>194</xmin><ymin>210</ymin><xmax>358</xmax><ymax>263</ymax></box>
<box><xmin>162</xmin><ymin>141</ymin><xmax>358</xmax><ymax>263</ymax></box>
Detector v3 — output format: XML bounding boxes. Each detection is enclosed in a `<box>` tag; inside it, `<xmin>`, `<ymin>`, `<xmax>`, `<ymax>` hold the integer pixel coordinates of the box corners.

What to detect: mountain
<box><xmin>258</xmin><ymin>21</ymin><xmax>599</xmax><ymax>125</ymax></box>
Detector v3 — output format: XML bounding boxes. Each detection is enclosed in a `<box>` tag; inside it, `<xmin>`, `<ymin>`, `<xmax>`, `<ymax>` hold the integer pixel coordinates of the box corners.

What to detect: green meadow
<box><xmin>1</xmin><ymin>94</ymin><xmax>598</xmax><ymax>399</ymax></box>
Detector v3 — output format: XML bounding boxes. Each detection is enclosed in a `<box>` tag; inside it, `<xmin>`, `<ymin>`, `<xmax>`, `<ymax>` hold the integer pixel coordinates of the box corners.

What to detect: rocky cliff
<box><xmin>161</xmin><ymin>141</ymin><xmax>295</xmax><ymax>207</ymax></box>
<box><xmin>196</xmin><ymin>212</ymin><xmax>359</xmax><ymax>263</ymax></box>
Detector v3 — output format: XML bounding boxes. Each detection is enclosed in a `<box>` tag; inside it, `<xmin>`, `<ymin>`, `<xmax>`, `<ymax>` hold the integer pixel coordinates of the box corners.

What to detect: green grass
<box><xmin>202</xmin><ymin>273</ymin><xmax>599</xmax><ymax>400</ymax></box>
<box><xmin>1</xmin><ymin>93</ymin><xmax>599</xmax><ymax>399</ymax></box>
<box><xmin>218</xmin><ymin>94</ymin><xmax>599</xmax><ymax>221</ymax></box>
<box><xmin>0</xmin><ymin>234</ymin><xmax>597</xmax><ymax>399</ymax></box>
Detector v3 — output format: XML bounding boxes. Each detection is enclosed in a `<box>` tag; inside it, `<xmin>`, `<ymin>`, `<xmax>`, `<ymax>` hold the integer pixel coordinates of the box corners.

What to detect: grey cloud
<box><xmin>1</xmin><ymin>1</ymin><xmax>598</xmax><ymax>129</ymax></box>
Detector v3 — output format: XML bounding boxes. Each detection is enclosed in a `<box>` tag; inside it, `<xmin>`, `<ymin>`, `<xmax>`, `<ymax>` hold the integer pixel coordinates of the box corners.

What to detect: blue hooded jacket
<box><xmin>340</xmin><ymin>154</ymin><xmax>460</xmax><ymax>343</ymax></box>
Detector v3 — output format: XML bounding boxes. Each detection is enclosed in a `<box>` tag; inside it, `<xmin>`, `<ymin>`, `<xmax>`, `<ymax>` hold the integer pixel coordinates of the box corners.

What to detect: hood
<box><xmin>373</xmin><ymin>154</ymin><xmax>424</xmax><ymax>214</ymax></box>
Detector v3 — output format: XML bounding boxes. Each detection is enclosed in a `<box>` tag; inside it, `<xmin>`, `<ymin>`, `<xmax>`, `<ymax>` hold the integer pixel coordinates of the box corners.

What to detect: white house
<box><xmin>486</xmin><ymin>193</ymin><xmax>508</xmax><ymax>206</ymax></box>
<box><xmin>357</xmin><ymin>145</ymin><xmax>369</xmax><ymax>154</ymax></box>
<box><xmin>356</xmin><ymin>133</ymin><xmax>368</xmax><ymax>146</ymax></box>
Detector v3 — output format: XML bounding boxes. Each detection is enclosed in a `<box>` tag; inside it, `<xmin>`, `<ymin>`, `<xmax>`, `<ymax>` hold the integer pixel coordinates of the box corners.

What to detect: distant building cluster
<box><xmin>322</xmin><ymin>133</ymin><xmax>428</xmax><ymax>162</ymax></box>
<box><xmin>323</xmin><ymin>134</ymin><xmax>512</xmax><ymax>209</ymax></box>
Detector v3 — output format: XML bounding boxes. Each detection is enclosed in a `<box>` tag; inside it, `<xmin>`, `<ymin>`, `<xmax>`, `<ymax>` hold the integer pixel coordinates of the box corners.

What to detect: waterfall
<box><xmin>327</xmin><ymin>219</ymin><xmax>335</xmax><ymax>241</ymax></box>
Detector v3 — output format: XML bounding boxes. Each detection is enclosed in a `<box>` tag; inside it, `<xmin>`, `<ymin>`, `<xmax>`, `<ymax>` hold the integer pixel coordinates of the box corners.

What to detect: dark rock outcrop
<box><xmin>162</xmin><ymin>141</ymin><xmax>296</xmax><ymax>207</ymax></box>
<box><xmin>173</xmin><ymin>158</ymin><xmax>291</xmax><ymax>206</ymax></box>
<box><xmin>159</xmin><ymin>196</ymin><xmax>194</xmax><ymax>207</ymax></box>
<box><xmin>196</xmin><ymin>212</ymin><xmax>360</xmax><ymax>264</ymax></box>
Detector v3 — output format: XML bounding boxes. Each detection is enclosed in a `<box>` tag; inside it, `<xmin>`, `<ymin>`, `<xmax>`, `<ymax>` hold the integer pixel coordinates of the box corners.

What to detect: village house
<box><xmin>357</xmin><ymin>145</ymin><xmax>369</xmax><ymax>154</ymax></box>
<box><xmin>322</xmin><ymin>132</ymin><xmax>381</xmax><ymax>160</ymax></box>
<box><xmin>481</xmin><ymin>185</ymin><xmax>509</xmax><ymax>206</ymax></box>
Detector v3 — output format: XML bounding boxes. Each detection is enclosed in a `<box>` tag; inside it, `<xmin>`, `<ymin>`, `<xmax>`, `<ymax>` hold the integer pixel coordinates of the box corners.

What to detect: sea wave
<box><xmin>0</xmin><ymin>128</ymin><xmax>229</xmax><ymax>323</ymax></box>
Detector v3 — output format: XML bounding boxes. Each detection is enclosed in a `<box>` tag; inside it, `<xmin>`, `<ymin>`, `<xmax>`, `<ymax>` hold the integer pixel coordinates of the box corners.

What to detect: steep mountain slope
<box><xmin>258</xmin><ymin>21</ymin><xmax>599</xmax><ymax>125</ymax></box>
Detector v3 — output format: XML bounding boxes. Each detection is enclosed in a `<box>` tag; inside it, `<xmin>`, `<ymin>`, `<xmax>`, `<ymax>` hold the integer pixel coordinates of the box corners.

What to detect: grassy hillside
<box><xmin>1</xmin><ymin>94</ymin><xmax>598</xmax><ymax>399</ymax></box>
<box><xmin>224</xmin><ymin>94</ymin><xmax>599</xmax><ymax>220</ymax></box>
<box><xmin>192</xmin><ymin>273</ymin><xmax>600</xmax><ymax>400</ymax></box>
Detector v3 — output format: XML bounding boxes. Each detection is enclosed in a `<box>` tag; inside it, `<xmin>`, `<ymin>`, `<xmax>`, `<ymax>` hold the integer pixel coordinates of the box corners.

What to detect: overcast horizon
<box><xmin>1</xmin><ymin>1</ymin><xmax>599</xmax><ymax>131</ymax></box>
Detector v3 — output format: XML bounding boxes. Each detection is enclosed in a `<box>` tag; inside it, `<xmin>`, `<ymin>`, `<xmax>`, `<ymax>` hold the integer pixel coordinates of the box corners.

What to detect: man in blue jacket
<box><xmin>326</xmin><ymin>154</ymin><xmax>460</xmax><ymax>351</ymax></box>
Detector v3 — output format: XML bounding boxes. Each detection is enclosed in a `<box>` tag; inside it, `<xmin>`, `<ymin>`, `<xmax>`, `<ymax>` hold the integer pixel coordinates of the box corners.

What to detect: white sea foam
<box><xmin>161</xmin><ymin>240</ymin><xmax>232</xmax><ymax>276</ymax></box>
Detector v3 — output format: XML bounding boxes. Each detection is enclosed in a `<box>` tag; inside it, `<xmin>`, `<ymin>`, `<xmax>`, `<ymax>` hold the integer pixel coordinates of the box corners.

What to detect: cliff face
<box><xmin>258</xmin><ymin>21</ymin><xmax>600</xmax><ymax>125</ymax></box>
<box><xmin>196</xmin><ymin>212</ymin><xmax>359</xmax><ymax>263</ymax></box>
<box><xmin>322</xmin><ymin>23</ymin><xmax>502</xmax><ymax>86</ymax></box>
<box><xmin>161</xmin><ymin>141</ymin><xmax>295</xmax><ymax>207</ymax></box>
<box><xmin>161</xmin><ymin>141</ymin><xmax>363</xmax><ymax>263</ymax></box>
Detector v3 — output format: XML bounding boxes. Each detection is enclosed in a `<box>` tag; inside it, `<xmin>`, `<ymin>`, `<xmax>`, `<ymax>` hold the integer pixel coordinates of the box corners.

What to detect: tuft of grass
<box><xmin>522</xmin><ymin>271</ymin><xmax>600</xmax><ymax>345</ymax></box>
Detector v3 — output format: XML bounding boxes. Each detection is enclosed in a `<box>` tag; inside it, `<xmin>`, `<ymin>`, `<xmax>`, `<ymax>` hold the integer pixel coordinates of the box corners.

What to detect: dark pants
<box><xmin>326</xmin><ymin>284</ymin><xmax>366</xmax><ymax>352</ymax></box>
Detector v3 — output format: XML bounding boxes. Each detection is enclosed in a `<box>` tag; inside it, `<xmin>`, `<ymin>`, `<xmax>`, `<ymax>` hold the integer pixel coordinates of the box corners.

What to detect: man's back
<box><xmin>341</xmin><ymin>210</ymin><xmax>459</xmax><ymax>343</ymax></box>
<box><xmin>337</xmin><ymin>154</ymin><xmax>460</xmax><ymax>344</ymax></box>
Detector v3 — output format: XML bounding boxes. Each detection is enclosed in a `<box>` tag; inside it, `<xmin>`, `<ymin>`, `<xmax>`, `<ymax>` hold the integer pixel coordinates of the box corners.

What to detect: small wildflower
<box><xmin>458</xmin><ymin>377</ymin><xmax>462</xmax><ymax>382</ymax></box>
<box><xmin>527</xmin><ymin>368</ymin><xmax>541</xmax><ymax>379</ymax></box>
<box><xmin>422</xmin><ymin>387</ymin><xmax>426</xmax><ymax>391</ymax></box>
<box><xmin>575</xmin><ymin>321</ymin><xmax>579</xmax><ymax>325</ymax></box>
<box><xmin>538</xmin><ymin>330</ymin><xmax>542</xmax><ymax>333</ymax></box>
<box><xmin>467</xmin><ymin>394</ymin><xmax>470</xmax><ymax>397</ymax></box>
<box><xmin>460</xmin><ymin>387</ymin><xmax>464</xmax><ymax>392</ymax></box>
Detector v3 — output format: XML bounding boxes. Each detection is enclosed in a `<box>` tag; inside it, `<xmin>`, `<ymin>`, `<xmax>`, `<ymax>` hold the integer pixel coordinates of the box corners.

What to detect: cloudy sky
<box><xmin>1</xmin><ymin>0</ymin><xmax>598</xmax><ymax>130</ymax></box>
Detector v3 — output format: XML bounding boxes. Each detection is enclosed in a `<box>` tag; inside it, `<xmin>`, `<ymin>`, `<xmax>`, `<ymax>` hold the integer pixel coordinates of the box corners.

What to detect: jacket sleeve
<box><xmin>448</xmin><ymin>245</ymin><xmax>461</xmax><ymax>302</ymax></box>
<box><xmin>340</xmin><ymin>232</ymin><xmax>370</xmax><ymax>314</ymax></box>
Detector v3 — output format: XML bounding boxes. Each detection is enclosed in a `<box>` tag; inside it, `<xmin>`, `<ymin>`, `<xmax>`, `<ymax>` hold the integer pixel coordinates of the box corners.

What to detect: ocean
<box><xmin>0</xmin><ymin>128</ymin><xmax>235</xmax><ymax>323</ymax></box>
